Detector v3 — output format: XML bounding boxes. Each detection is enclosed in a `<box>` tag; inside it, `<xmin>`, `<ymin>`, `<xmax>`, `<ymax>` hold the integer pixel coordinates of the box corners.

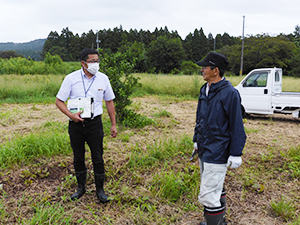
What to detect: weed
<box><xmin>287</xmin><ymin>146</ymin><xmax>300</xmax><ymax>178</ymax></box>
<box><xmin>291</xmin><ymin>216</ymin><xmax>300</xmax><ymax>225</ymax></box>
<box><xmin>244</xmin><ymin>127</ymin><xmax>259</xmax><ymax>134</ymax></box>
<box><xmin>153</xmin><ymin>109</ymin><xmax>172</xmax><ymax>118</ymax></box>
<box><xmin>271</xmin><ymin>196</ymin><xmax>296</xmax><ymax>221</ymax></box>
<box><xmin>151</xmin><ymin>170</ymin><xmax>197</xmax><ymax>202</ymax></box>
<box><xmin>28</xmin><ymin>202</ymin><xmax>73</xmax><ymax>224</ymax></box>
<box><xmin>118</xmin><ymin>131</ymin><xmax>134</xmax><ymax>142</ymax></box>
<box><xmin>121</xmin><ymin>109</ymin><xmax>155</xmax><ymax>128</ymax></box>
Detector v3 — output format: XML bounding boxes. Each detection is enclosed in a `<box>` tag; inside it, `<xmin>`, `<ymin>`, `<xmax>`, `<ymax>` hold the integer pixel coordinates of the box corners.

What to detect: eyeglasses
<box><xmin>85</xmin><ymin>60</ymin><xmax>100</xmax><ymax>63</ymax></box>
<box><xmin>202</xmin><ymin>66</ymin><xmax>216</xmax><ymax>70</ymax></box>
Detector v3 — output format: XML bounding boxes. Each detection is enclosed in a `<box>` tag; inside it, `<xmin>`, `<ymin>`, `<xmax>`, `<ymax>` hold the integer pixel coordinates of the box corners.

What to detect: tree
<box><xmin>69</xmin><ymin>34</ymin><xmax>81</xmax><ymax>61</ymax></box>
<box><xmin>148</xmin><ymin>36</ymin><xmax>185</xmax><ymax>73</ymax></box>
<box><xmin>222</xmin><ymin>32</ymin><xmax>232</xmax><ymax>46</ymax></box>
<box><xmin>183</xmin><ymin>28</ymin><xmax>208</xmax><ymax>62</ymax></box>
<box><xmin>219</xmin><ymin>34</ymin><xmax>298</xmax><ymax>75</ymax></box>
<box><xmin>287</xmin><ymin>47</ymin><xmax>300</xmax><ymax>77</ymax></box>
<box><xmin>198</xmin><ymin>28</ymin><xmax>209</xmax><ymax>58</ymax></box>
<box><xmin>119</xmin><ymin>41</ymin><xmax>151</xmax><ymax>73</ymax></box>
<box><xmin>293</xmin><ymin>24</ymin><xmax>300</xmax><ymax>48</ymax></box>
<box><xmin>207</xmin><ymin>33</ymin><xmax>215</xmax><ymax>51</ymax></box>
<box><xmin>42</xmin><ymin>31</ymin><xmax>61</xmax><ymax>59</ymax></box>
<box><xmin>0</xmin><ymin>50</ymin><xmax>23</xmax><ymax>59</ymax></box>
<box><xmin>98</xmin><ymin>49</ymin><xmax>140</xmax><ymax>123</ymax></box>
<box><xmin>47</xmin><ymin>46</ymin><xmax>65</xmax><ymax>59</ymax></box>
<box><xmin>60</xmin><ymin>27</ymin><xmax>74</xmax><ymax>61</ymax></box>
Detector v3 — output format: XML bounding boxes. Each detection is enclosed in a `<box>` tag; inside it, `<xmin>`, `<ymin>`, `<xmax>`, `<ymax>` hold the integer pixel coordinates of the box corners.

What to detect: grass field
<box><xmin>0</xmin><ymin>74</ymin><xmax>300</xmax><ymax>224</ymax></box>
<box><xmin>1</xmin><ymin>74</ymin><xmax>300</xmax><ymax>104</ymax></box>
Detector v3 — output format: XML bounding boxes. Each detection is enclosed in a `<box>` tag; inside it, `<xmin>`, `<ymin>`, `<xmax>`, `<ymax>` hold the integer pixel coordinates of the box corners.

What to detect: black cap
<box><xmin>196</xmin><ymin>52</ymin><xmax>229</xmax><ymax>70</ymax></box>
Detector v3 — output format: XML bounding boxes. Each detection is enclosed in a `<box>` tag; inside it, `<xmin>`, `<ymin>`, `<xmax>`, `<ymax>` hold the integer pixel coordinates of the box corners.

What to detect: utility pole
<box><xmin>96</xmin><ymin>30</ymin><xmax>100</xmax><ymax>51</ymax></box>
<box><xmin>240</xmin><ymin>15</ymin><xmax>245</xmax><ymax>76</ymax></box>
<box><xmin>214</xmin><ymin>38</ymin><xmax>216</xmax><ymax>52</ymax></box>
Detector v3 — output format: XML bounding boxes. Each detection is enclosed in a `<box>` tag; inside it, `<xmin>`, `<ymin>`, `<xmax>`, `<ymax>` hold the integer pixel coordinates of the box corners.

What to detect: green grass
<box><xmin>133</xmin><ymin>73</ymin><xmax>246</xmax><ymax>98</ymax></box>
<box><xmin>1</xmin><ymin>74</ymin><xmax>300</xmax><ymax>224</ymax></box>
<box><xmin>0</xmin><ymin>74</ymin><xmax>65</xmax><ymax>103</ymax></box>
<box><xmin>0</xmin><ymin>74</ymin><xmax>299</xmax><ymax>104</ymax></box>
<box><xmin>271</xmin><ymin>197</ymin><xmax>296</xmax><ymax>221</ymax></box>
<box><xmin>0</xmin><ymin>121</ymin><xmax>70</xmax><ymax>169</ymax></box>
<box><xmin>286</xmin><ymin>146</ymin><xmax>300</xmax><ymax>178</ymax></box>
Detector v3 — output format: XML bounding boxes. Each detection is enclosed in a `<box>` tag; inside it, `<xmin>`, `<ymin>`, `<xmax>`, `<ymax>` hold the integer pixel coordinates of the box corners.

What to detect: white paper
<box><xmin>67</xmin><ymin>97</ymin><xmax>94</xmax><ymax>118</ymax></box>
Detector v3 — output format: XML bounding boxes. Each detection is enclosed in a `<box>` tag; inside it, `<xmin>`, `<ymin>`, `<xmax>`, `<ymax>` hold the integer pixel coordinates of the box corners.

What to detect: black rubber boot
<box><xmin>220</xmin><ymin>188</ymin><xmax>227</xmax><ymax>225</ymax></box>
<box><xmin>95</xmin><ymin>173</ymin><xmax>110</xmax><ymax>203</ymax></box>
<box><xmin>203</xmin><ymin>204</ymin><xmax>226</xmax><ymax>225</ymax></box>
<box><xmin>71</xmin><ymin>169</ymin><xmax>87</xmax><ymax>200</ymax></box>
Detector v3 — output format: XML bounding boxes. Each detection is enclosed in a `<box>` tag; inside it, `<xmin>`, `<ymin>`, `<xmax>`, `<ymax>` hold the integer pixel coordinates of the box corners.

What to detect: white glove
<box><xmin>227</xmin><ymin>156</ymin><xmax>242</xmax><ymax>169</ymax></box>
<box><xmin>189</xmin><ymin>143</ymin><xmax>198</xmax><ymax>161</ymax></box>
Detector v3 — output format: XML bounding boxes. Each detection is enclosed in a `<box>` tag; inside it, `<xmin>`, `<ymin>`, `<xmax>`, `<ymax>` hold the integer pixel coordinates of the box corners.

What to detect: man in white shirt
<box><xmin>56</xmin><ymin>48</ymin><xmax>117</xmax><ymax>203</ymax></box>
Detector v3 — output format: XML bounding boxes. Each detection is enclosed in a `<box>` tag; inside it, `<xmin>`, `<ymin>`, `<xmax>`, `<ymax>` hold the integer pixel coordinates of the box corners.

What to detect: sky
<box><xmin>1</xmin><ymin>0</ymin><xmax>299</xmax><ymax>43</ymax></box>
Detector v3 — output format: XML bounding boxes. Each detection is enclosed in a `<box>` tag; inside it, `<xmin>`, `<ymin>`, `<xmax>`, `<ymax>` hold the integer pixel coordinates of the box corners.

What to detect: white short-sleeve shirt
<box><xmin>56</xmin><ymin>68</ymin><xmax>115</xmax><ymax>116</ymax></box>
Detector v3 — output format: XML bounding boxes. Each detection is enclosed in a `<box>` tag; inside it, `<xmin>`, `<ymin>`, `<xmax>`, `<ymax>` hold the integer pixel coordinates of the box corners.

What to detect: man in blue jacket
<box><xmin>193</xmin><ymin>52</ymin><xmax>246</xmax><ymax>225</ymax></box>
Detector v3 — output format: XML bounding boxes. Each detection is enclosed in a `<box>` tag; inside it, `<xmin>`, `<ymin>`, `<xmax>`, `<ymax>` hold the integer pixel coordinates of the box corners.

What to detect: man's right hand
<box><xmin>56</xmin><ymin>98</ymin><xmax>84</xmax><ymax>123</ymax></box>
<box><xmin>189</xmin><ymin>142</ymin><xmax>198</xmax><ymax>161</ymax></box>
<box><xmin>194</xmin><ymin>142</ymin><xmax>198</xmax><ymax>150</ymax></box>
<box><xmin>227</xmin><ymin>156</ymin><xmax>242</xmax><ymax>169</ymax></box>
<box><xmin>70</xmin><ymin>111</ymin><xmax>84</xmax><ymax>123</ymax></box>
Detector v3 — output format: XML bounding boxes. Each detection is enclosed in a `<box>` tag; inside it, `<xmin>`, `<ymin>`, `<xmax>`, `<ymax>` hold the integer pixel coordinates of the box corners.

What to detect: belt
<box><xmin>83</xmin><ymin>115</ymin><xmax>101</xmax><ymax>122</ymax></box>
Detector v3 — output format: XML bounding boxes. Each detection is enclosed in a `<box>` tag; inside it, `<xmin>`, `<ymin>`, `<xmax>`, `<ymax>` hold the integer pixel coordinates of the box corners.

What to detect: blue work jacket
<box><xmin>193</xmin><ymin>78</ymin><xmax>247</xmax><ymax>164</ymax></box>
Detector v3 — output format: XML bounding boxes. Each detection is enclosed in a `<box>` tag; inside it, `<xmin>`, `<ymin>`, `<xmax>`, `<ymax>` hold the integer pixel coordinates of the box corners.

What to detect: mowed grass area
<box><xmin>0</xmin><ymin>74</ymin><xmax>300</xmax><ymax>224</ymax></box>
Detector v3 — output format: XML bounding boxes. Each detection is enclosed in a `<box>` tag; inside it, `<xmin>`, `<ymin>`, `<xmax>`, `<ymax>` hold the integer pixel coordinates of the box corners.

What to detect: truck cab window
<box><xmin>243</xmin><ymin>72</ymin><xmax>268</xmax><ymax>87</ymax></box>
<box><xmin>275</xmin><ymin>71</ymin><xmax>280</xmax><ymax>82</ymax></box>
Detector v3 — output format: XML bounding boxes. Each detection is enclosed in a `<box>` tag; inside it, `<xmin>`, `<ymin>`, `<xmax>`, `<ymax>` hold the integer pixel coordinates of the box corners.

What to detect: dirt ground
<box><xmin>1</xmin><ymin>97</ymin><xmax>300</xmax><ymax>224</ymax></box>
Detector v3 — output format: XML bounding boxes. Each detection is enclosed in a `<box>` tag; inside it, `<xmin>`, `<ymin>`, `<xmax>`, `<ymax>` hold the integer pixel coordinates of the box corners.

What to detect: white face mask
<box><xmin>85</xmin><ymin>63</ymin><xmax>99</xmax><ymax>75</ymax></box>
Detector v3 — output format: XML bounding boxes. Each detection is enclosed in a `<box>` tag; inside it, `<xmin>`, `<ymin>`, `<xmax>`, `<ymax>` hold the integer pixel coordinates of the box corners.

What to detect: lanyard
<box><xmin>81</xmin><ymin>71</ymin><xmax>95</xmax><ymax>97</ymax></box>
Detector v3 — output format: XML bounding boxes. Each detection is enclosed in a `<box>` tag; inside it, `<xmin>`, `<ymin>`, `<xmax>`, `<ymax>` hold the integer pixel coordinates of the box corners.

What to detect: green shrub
<box><xmin>44</xmin><ymin>53</ymin><xmax>63</xmax><ymax>65</ymax></box>
<box><xmin>181</xmin><ymin>61</ymin><xmax>199</xmax><ymax>75</ymax></box>
<box><xmin>98</xmin><ymin>49</ymin><xmax>141</xmax><ymax>124</ymax></box>
<box><xmin>121</xmin><ymin>109</ymin><xmax>155</xmax><ymax>128</ymax></box>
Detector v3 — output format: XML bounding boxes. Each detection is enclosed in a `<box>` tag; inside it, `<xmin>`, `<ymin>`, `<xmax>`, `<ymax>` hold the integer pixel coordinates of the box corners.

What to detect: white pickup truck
<box><xmin>235</xmin><ymin>67</ymin><xmax>300</xmax><ymax>118</ymax></box>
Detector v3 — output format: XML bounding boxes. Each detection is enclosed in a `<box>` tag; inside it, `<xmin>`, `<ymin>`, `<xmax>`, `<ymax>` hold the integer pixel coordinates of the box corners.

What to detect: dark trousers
<box><xmin>68</xmin><ymin>115</ymin><xmax>105</xmax><ymax>174</ymax></box>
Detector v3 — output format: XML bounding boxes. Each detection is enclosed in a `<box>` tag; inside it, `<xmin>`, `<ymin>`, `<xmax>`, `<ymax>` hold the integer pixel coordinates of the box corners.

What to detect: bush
<box><xmin>121</xmin><ymin>109</ymin><xmax>155</xmax><ymax>128</ymax></box>
<box><xmin>0</xmin><ymin>55</ymin><xmax>80</xmax><ymax>75</ymax></box>
<box><xmin>98</xmin><ymin>49</ymin><xmax>141</xmax><ymax>124</ymax></box>
<box><xmin>44</xmin><ymin>53</ymin><xmax>63</xmax><ymax>65</ymax></box>
<box><xmin>181</xmin><ymin>61</ymin><xmax>199</xmax><ymax>75</ymax></box>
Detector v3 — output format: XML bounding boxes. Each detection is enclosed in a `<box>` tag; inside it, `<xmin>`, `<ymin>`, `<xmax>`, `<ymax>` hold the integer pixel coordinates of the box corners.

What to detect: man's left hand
<box><xmin>110</xmin><ymin>125</ymin><xmax>117</xmax><ymax>138</ymax></box>
<box><xmin>227</xmin><ymin>156</ymin><xmax>242</xmax><ymax>169</ymax></box>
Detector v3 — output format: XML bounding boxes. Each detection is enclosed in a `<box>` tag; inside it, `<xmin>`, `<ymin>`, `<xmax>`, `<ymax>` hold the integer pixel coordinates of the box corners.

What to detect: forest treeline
<box><xmin>42</xmin><ymin>25</ymin><xmax>300</xmax><ymax>76</ymax></box>
<box><xmin>1</xmin><ymin>25</ymin><xmax>300</xmax><ymax>76</ymax></box>
<box><xmin>41</xmin><ymin>26</ymin><xmax>237</xmax><ymax>74</ymax></box>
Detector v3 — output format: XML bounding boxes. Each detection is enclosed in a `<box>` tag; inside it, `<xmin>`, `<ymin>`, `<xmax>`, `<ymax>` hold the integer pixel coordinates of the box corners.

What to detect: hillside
<box><xmin>0</xmin><ymin>39</ymin><xmax>46</xmax><ymax>60</ymax></box>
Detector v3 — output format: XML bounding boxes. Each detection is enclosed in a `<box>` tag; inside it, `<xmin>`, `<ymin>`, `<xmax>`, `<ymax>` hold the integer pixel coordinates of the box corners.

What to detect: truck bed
<box><xmin>272</xmin><ymin>93</ymin><xmax>300</xmax><ymax>114</ymax></box>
